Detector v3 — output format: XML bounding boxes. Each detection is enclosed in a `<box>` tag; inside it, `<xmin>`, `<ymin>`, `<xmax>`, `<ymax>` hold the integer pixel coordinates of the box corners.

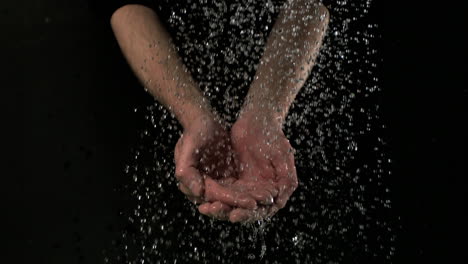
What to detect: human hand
<box><xmin>198</xmin><ymin>113</ymin><xmax>298</xmax><ymax>223</ymax></box>
<box><xmin>174</xmin><ymin>114</ymin><xmax>258</xmax><ymax>210</ymax></box>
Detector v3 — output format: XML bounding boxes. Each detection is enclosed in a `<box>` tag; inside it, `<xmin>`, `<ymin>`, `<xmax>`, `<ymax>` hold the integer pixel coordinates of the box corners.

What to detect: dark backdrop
<box><xmin>1</xmin><ymin>0</ymin><xmax>464</xmax><ymax>263</ymax></box>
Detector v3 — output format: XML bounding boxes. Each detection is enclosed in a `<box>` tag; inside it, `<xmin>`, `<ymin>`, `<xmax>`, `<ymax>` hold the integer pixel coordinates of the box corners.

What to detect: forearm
<box><xmin>240</xmin><ymin>0</ymin><xmax>329</xmax><ymax>125</ymax></box>
<box><xmin>110</xmin><ymin>5</ymin><xmax>213</xmax><ymax>129</ymax></box>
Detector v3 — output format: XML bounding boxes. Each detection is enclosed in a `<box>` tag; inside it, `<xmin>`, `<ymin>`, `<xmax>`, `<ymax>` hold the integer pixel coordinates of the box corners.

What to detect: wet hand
<box><xmin>174</xmin><ymin>115</ymin><xmax>258</xmax><ymax>210</ymax></box>
<box><xmin>199</xmin><ymin>114</ymin><xmax>298</xmax><ymax>223</ymax></box>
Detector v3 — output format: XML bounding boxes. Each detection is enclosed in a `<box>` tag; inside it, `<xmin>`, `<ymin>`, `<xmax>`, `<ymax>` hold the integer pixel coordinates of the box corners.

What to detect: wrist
<box><xmin>238</xmin><ymin>104</ymin><xmax>284</xmax><ymax>131</ymax></box>
<box><xmin>233</xmin><ymin>110</ymin><xmax>283</xmax><ymax>142</ymax></box>
<box><xmin>177</xmin><ymin>102</ymin><xmax>216</xmax><ymax>131</ymax></box>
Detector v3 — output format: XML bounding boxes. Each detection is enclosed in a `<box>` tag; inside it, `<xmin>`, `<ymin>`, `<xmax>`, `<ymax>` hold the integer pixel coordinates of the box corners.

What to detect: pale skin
<box><xmin>111</xmin><ymin>0</ymin><xmax>329</xmax><ymax>223</ymax></box>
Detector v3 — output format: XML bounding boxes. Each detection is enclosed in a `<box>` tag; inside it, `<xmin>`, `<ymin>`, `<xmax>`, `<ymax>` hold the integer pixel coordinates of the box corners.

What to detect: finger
<box><xmin>258</xmin><ymin>182</ymin><xmax>279</xmax><ymax>198</ymax></box>
<box><xmin>198</xmin><ymin>202</ymin><xmax>231</xmax><ymax>221</ymax></box>
<box><xmin>178</xmin><ymin>182</ymin><xmax>192</xmax><ymax>196</ymax></box>
<box><xmin>174</xmin><ymin>137</ymin><xmax>204</xmax><ymax>197</ymax></box>
<box><xmin>209</xmin><ymin>201</ymin><xmax>232</xmax><ymax>220</ymax></box>
<box><xmin>273</xmin><ymin>157</ymin><xmax>298</xmax><ymax>209</ymax></box>
<box><xmin>198</xmin><ymin>203</ymin><xmax>213</xmax><ymax>216</ymax></box>
<box><xmin>229</xmin><ymin>208</ymin><xmax>252</xmax><ymax>223</ymax></box>
<box><xmin>175</xmin><ymin>166</ymin><xmax>204</xmax><ymax>197</ymax></box>
<box><xmin>275</xmin><ymin>178</ymin><xmax>297</xmax><ymax>209</ymax></box>
<box><xmin>174</xmin><ymin>135</ymin><xmax>183</xmax><ymax>162</ymax></box>
<box><xmin>269</xmin><ymin>186</ymin><xmax>279</xmax><ymax>198</ymax></box>
<box><xmin>249</xmin><ymin>189</ymin><xmax>274</xmax><ymax>205</ymax></box>
<box><xmin>179</xmin><ymin>183</ymin><xmax>203</xmax><ymax>204</ymax></box>
<box><xmin>204</xmin><ymin>178</ymin><xmax>257</xmax><ymax>209</ymax></box>
<box><xmin>188</xmin><ymin>196</ymin><xmax>204</xmax><ymax>205</ymax></box>
<box><xmin>234</xmin><ymin>179</ymin><xmax>279</xmax><ymax>200</ymax></box>
<box><xmin>229</xmin><ymin>207</ymin><xmax>270</xmax><ymax>223</ymax></box>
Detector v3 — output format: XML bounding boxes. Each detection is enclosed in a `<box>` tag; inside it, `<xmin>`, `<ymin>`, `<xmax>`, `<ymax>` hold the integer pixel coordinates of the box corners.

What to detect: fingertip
<box><xmin>198</xmin><ymin>203</ymin><xmax>211</xmax><ymax>215</ymax></box>
<box><xmin>239</xmin><ymin>196</ymin><xmax>257</xmax><ymax>210</ymax></box>
<box><xmin>209</xmin><ymin>201</ymin><xmax>219</xmax><ymax>211</ymax></box>
<box><xmin>229</xmin><ymin>210</ymin><xmax>244</xmax><ymax>223</ymax></box>
<box><xmin>229</xmin><ymin>215</ymin><xmax>239</xmax><ymax>223</ymax></box>
<box><xmin>250</xmin><ymin>190</ymin><xmax>274</xmax><ymax>205</ymax></box>
<box><xmin>230</xmin><ymin>208</ymin><xmax>254</xmax><ymax>223</ymax></box>
<box><xmin>209</xmin><ymin>201</ymin><xmax>231</xmax><ymax>220</ymax></box>
<box><xmin>211</xmin><ymin>201</ymin><xmax>230</xmax><ymax>211</ymax></box>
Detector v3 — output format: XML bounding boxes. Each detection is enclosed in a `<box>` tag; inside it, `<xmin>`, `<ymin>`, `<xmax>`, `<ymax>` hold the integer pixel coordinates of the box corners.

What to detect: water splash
<box><xmin>105</xmin><ymin>0</ymin><xmax>395</xmax><ymax>263</ymax></box>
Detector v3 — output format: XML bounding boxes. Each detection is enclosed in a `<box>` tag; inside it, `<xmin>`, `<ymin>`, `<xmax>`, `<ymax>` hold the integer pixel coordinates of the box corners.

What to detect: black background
<box><xmin>1</xmin><ymin>0</ymin><xmax>464</xmax><ymax>263</ymax></box>
<box><xmin>382</xmin><ymin>1</ymin><xmax>465</xmax><ymax>263</ymax></box>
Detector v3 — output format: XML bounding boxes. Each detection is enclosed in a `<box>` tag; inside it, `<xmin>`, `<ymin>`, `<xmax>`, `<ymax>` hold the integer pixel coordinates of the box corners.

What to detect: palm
<box><xmin>228</xmin><ymin>118</ymin><xmax>298</xmax><ymax>222</ymax></box>
<box><xmin>176</xmin><ymin>116</ymin><xmax>298</xmax><ymax>223</ymax></box>
<box><xmin>174</xmin><ymin>117</ymin><xmax>256</xmax><ymax>209</ymax></box>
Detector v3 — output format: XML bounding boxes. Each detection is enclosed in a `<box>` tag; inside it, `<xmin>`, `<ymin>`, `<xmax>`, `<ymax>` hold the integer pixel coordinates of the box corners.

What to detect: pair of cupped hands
<box><xmin>174</xmin><ymin>112</ymin><xmax>298</xmax><ymax>223</ymax></box>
